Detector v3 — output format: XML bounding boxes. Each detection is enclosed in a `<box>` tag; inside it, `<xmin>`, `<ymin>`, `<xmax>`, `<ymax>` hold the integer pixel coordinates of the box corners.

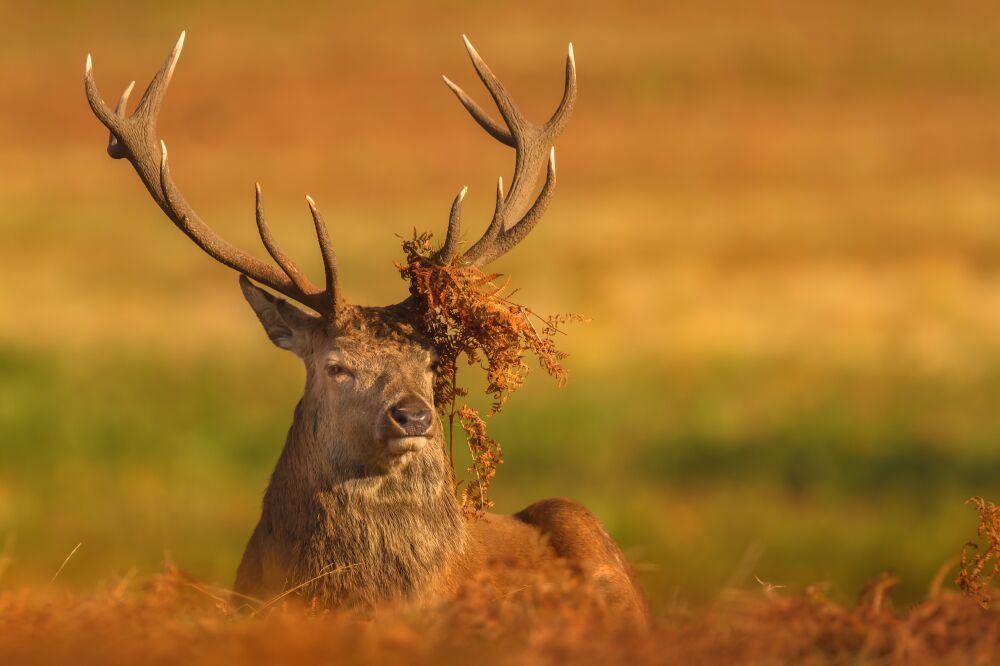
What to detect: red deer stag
<box><xmin>84</xmin><ymin>32</ymin><xmax>649</xmax><ymax>621</ymax></box>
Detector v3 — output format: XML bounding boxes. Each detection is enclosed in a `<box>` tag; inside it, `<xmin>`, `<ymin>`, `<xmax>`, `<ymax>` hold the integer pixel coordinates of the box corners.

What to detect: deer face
<box><xmin>240</xmin><ymin>277</ymin><xmax>439</xmax><ymax>471</ymax></box>
<box><xmin>319</xmin><ymin>336</ymin><xmax>438</xmax><ymax>458</ymax></box>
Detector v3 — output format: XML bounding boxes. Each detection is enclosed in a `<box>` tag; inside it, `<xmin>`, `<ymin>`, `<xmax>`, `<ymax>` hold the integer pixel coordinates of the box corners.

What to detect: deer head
<box><xmin>83</xmin><ymin>32</ymin><xmax>576</xmax><ymax>479</ymax></box>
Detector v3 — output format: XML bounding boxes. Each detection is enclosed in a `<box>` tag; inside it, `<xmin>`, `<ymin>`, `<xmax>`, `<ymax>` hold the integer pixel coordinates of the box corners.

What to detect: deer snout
<box><xmin>389</xmin><ymin>397</ymin><xmax>433</xmax><ymax>436</ymax></box>
<box><xmin>385</xmin><ymin>396</ymin><xmax>433</xmax><ymax>456</ymax></box>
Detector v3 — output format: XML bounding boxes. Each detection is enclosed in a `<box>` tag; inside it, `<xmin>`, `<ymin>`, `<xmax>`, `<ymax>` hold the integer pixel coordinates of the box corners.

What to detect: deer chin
<box><xmin>386</xmin><ymin>436</ymin><xmax>429</xmax><ymax>456</ymax></box>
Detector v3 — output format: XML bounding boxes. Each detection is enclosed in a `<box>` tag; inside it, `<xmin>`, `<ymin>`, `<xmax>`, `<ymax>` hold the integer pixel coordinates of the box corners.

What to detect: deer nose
<box><xmin>389</xmin><ymin>397</ymin><xmax>433</xmax><ymax>436</ymax></box>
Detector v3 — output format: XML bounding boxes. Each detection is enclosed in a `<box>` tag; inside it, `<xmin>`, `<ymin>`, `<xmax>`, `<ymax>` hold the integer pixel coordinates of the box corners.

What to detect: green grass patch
<box><xmin>1</xmin><ymin>342</ymin><xmax>998</xmax><ymax>608</ymax></box>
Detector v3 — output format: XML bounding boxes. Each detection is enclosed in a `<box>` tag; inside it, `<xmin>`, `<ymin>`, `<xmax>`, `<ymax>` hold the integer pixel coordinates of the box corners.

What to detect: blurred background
<box><xmin>3</xmin><ymin>0</ymin><xmax>1000</xmax><ymax>611</ymax></box>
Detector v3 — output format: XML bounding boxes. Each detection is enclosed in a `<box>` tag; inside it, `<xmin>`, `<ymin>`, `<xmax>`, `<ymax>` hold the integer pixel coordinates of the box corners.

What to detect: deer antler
<box><xmin>83</xmin><ymin>32</ymin><xmax>345</xmax><ymax>321</ymax></box>
<box><xmin>436</xmin><ymin>36</ymin><xmax>576</xmax><ymax>267</ymax></box>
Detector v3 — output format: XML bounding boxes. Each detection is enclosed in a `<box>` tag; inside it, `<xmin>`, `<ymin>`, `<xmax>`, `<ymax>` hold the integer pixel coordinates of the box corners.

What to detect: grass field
<box><xmin>4</xmin><ymin>0</ymin><xmax>1000</xmax><ymax>625</ymax></box>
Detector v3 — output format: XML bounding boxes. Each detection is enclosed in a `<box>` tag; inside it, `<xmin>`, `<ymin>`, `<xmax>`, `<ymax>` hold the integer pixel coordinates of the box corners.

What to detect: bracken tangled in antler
<box><xmin>398</xmin><ymin>232</ymin><xmax>584</xmax><ymax>514</ymax></box>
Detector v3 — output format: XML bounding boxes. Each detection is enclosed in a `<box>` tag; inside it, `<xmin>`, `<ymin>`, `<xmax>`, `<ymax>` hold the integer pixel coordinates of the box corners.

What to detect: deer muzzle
<box><xmin>385</xmin><ymin>395</ymin><xmax>434</xmax><ymax>455</ymax></box>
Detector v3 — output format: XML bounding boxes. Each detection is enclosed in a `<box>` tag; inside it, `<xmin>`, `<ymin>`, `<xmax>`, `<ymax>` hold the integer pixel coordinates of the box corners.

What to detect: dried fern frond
<box><xmin>397</xmin><ymin>232</ymin><xmax>584</xmax><ymax>515</ymax></box>
<box><xmin>956</xmin><ymin>496</ymin><xmax>1000</xmax><ymax>607</ymax></box>
<box><xmin>457</xmin><ymin>406</ymin><xmax>501</xmax><ymax>515</ymax></box>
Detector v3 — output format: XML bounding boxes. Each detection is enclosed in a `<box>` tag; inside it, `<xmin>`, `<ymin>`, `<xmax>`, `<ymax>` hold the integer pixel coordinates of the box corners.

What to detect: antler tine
<box><xmin>107</xmin><ymin>80</ymin><xmax>135</xmax><ymax>158</ymax></box>
<box><xmin>84</xmin><ymin>54</ymin><xmax>121</xmax><ymax>146</ymax></box>
<box><xmin>437</xmin><ymin>37</ymin><xmax>576</xmax><ymax>267</ymax></box>
<box><xmin>255</xmin><ymin>183</ymin><xmax>316</xmax><ymax>295</ymax></box>
<box><xmin>460</xmin><ymin>35</ymin><xmax>527</xmax><ymax>136</ymax></box>
<box><xmin>485</xmin><ymin>176</ymin><xmax>506</xmax><ymax>240</ymax></box>
<box><xmin>492</xmin><ymin>148</ymin><xmax>557</xmax><ymax>260</ymax></box>
<box><xmin>156</xmin><ymin>139</ymin><xmax>310</xmax><ymax>299</ymax></box>
<box><xmin>85</xmin><ymin>33</ymin><xmax>343</xmax><ymax>320</ymax></box>
<box><xmin>441</xmin><ymin>75</ymin><xmax>514</xmax><ymax>148</ymax></box>
<box><xmin>134</xmin><ymin>30</ymin><xmax>185</xmax><ymax>122</ymax></box>
<box><xmin>305</xmin><ymin>196</ymin><xmax>345</xmax><ymax>316</ymax></box>
<box><xmin>114</xmin><ymin>80</ymin><xmax>136</xmax><ymax>115</ymax></box>
<box><xmin>544</xmin><ymin>43</ymin><xmax>577</xmax><ymax>137</ymax></box>
<box><xmin>437</xmin><ymin>186</ymin><xmax>468</xmax><ymax>265</ymax></box>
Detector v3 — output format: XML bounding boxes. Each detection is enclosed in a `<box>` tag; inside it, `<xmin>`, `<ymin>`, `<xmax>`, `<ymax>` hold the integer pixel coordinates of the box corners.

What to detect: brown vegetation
<box><xmin>3</xmin><ymin>564</ymin><xmax>1000</xmax><ymax>666</ymax></box>
<box><xmin>399</xmin><ymin>232</ymin><xmax>583</xmax><ymax>513</ymax></box>
<box><xmin>0</xmin><ymin>498</ymin><xmax>993</xmax><ymax>666</ymax></box>
<box><xmin>957</xmin><ymin>496</ymin><xmax>1000</xmax><ymax>608</ymax></box>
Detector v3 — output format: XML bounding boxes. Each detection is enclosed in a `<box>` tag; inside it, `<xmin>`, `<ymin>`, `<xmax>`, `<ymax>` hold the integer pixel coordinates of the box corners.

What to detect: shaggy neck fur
<box><xmin>253</xmin><ymin>397</ymin><xmax>466</xmax><ymax>610</ymax></box>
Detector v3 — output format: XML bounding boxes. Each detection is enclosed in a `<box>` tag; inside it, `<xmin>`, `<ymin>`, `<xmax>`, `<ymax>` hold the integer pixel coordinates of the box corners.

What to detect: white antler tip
<box><xmin>459</xmin><ymin>185</ymin><xmax>468</xmax><ymax>200</ymax></box>
<box><xmin>124</xmin><ymin>80</ymin><xmax>136</xmax><ymax>96</ymax></box>
<box><xmin>568</xmin><ymin>42</ymin><xmax>575</xmax><ymax>66</ymax></box>
<box><xmin>461</xmin><ymin>34</ymin><xmax>479</xmax><ymax>58</ymax></box>
<box><xmin>160</xmin><ymin>140</ymin><xmax>168</xmax><ymax>161</ymax></box>
<box><xmin>441</xmin><ymin>74</ymin><xmax>456</xmax><ymax>88</ymax></box>
<box><xmin>549</xmin><ymin>146</ymin><xmax>556</xmax><ymax>166</ymax></box>
<box><xmin>85</xmin><ymin>54</ymin><xmax>92</xmax><ymax>74</ymax></box>
<box><xmin>305</xmin><ymin>194</ymin><xmax>316</xmax><ymax>207</ymax></box>
<box><xmin>255</xmin><ymin>182</ymin><xmax>262</xmax><ymax>194</ymax></box>
<box><xmin>165</xmin><ymin>31</ymin><xmax>186</xmax><ymax>82</ymax></box>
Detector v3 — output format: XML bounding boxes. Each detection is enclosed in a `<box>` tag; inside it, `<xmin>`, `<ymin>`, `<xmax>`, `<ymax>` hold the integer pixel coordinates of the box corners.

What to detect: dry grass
<box><xmin>2</xmin><ymin>566</ymin><xmax>1000</xmax><ymax>666</ymax></box>
<box><xmin>2</xmin><ymin>501</ymin><xmax>997</xmax><ymax>666</ymax></box>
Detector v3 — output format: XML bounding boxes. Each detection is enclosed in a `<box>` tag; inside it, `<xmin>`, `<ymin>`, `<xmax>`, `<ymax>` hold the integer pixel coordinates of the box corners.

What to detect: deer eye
<box><xmin>326</xmin><ymin>363</ymin><xmax>353</xmax><ymax>382</ymax></box>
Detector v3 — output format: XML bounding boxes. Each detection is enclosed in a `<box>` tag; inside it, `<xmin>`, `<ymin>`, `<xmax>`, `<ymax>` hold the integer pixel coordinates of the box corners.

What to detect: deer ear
<box><xmin>239</xmin><ymin>276</ymin><xmax>317</xmax><ymax>356</ymax></box>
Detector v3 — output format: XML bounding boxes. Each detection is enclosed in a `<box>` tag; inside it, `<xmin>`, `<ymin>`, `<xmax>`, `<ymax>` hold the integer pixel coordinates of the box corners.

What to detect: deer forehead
<box><xmin>320</xmin><ymin>337</ymin><xmax>433</xmax><ymax>372</ymax></box>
